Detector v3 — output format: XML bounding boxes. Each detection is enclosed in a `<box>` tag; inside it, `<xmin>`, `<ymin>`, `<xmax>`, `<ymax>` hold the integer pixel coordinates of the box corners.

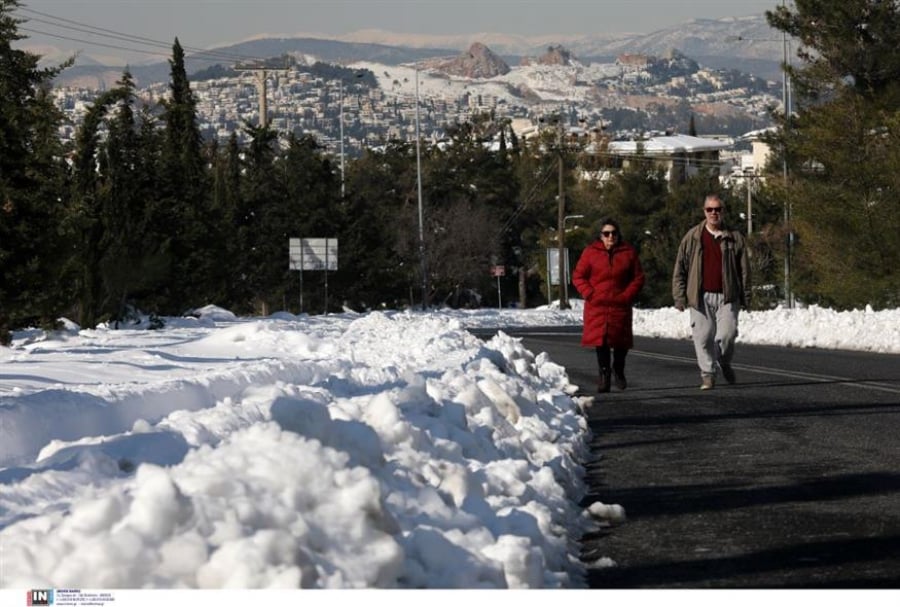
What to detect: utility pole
<box><xmin>539</xmin><ymin>112</ymin><xmax>570</xmax><ymax>309</ymax></box>
<box><xmin>340</xmin><ymin>72</ymin><xmax>365</xmax><ymax>200</ymax></box>
<box><xmin>781</xmin><ymin>0</ymin><xmax>793</xmax><ymax>309</ymax></box>
<box><xmin>235</xmin><ymin>64</ymin><xmax>288</xmax><ymax>128</ymax></box>
<box><xmin>745</xmin><ymin>171</ymin><xmax>754</xmax><ymax>235</ymax></box>
<box><xmin>414</xmin><ymin>63</ymin><xmax>428</xmax><ymax>310</ymax></box>
<box><xmin>340</xmin><ymin>79</ymin><xmax>345</xmax><ymax>198</ymax></box>
<box><xmin>557</xmin><ymin>116</ymin><xmax>568</xmax><ymax>310</ymax></box>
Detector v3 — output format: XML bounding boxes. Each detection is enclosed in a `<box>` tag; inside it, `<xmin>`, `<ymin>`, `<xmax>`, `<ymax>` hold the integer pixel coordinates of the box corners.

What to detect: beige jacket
<box><xmin>672</xmin><ymin>220</ymin><xmax>750</xmax><ymax>311</ymax></box>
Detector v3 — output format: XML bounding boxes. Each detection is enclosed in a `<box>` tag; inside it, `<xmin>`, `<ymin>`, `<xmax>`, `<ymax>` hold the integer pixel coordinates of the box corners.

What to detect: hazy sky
<box><xmin>15</xmin><ymin>0</ymin><xmax>784</xmax><ymax>63</ymax></box>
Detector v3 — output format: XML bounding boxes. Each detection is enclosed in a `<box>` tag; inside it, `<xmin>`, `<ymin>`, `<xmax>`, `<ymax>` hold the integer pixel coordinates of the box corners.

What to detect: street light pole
<box><xmin>746</xmin><ymin>174</ymin><xmax>753</xmax><ymax>235</ymax></box>
<box><xmin>563</xmin><ymin>214</ymin><xmax>584</xmax><ymax>305</ymax></box>
<box><xmin>556</xmin><ymin>117</ymin><xmax>568</xmax><ymax>310</ymax></box>
<box><xmin>726</xmin><ymin>20</ymin><xmax>793</xmax><ymax>307</ymax></box>
<box><xmin>781</xmin><ymin>0</ymin><xmax>793</xmax><ymax>308</ymax></box>
<box><xmin>414</xmin><ymin>64</ymin><xmax>428</xmax><ymax>310</ymax></box>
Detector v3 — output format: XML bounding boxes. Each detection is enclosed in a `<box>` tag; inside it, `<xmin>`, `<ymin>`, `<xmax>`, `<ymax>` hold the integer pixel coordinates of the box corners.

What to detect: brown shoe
<box><xmin>700</xmin><ymin>376</ymin><xmax>715</xmax><ymax>390</ymax></box>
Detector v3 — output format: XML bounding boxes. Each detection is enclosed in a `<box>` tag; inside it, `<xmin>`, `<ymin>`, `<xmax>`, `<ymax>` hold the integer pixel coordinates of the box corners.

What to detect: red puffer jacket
<box><xmin>572</xmin><ymin>240</ymin><xmax>645</xmax><ymax>348</ymax></box>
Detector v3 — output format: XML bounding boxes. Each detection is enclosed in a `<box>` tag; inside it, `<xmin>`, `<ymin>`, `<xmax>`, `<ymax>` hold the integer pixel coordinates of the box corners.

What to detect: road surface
<box><xmin>477</xmin><ymin>327</ymin><xmax>900</xmax><ymax>588</ymax></box>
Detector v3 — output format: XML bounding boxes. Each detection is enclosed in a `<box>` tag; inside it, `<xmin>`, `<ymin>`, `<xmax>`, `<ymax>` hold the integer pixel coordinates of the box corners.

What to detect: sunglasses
<box><xmin>601</xmin><ymin>230</ymin><xmax>618</xmax><ymax>237</ymax></box>
<box><xmin>704</xmin><ymin>207</ymin><xmax>723</xmax><ymax>213</ymax></box>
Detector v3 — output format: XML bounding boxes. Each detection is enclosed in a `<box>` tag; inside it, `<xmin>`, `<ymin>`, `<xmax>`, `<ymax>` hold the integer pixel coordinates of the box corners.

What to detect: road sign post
<box><xmin>546</xmin><ymin>248</ymin><xmax>569</xmax><ymax>306</ymax></box>
<box><xmin>289</xmin><ymin>238</ymin><xmax>339</xmax><ymax>314</ymax></box>
<box><xmin>491</xmin><ymin>265</ymin><xmax>505</xmax><ymax>309</ymax></box>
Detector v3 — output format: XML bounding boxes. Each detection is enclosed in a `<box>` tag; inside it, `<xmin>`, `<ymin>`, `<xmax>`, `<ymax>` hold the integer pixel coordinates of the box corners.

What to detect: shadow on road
<box><xmin>586</xmin><ymin>533</ymin><xmax>900</xmax><ymax>588</ymax></box>
<box><xmin>581</xmin><ymin>471</ymin><xmax>900</xmax><ymax>517</ymax></box>
<box><xmin>584</xmin><ymin>398</ymin><xmax>900</xmax><ymax>423</ymax></box>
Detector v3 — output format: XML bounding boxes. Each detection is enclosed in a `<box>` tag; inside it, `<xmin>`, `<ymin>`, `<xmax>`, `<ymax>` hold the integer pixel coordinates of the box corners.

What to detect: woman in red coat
<box><xmin>572</xmin><ymin>218</ymin><xmax>645</xmax><ymax>392</ymax></box>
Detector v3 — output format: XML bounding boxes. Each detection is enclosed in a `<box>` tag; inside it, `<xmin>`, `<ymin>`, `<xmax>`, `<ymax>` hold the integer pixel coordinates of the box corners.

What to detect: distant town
<box><xmin>49</xmin><ymin>46</ymin><xmax>784</xmax><ymax>168</ymax></box>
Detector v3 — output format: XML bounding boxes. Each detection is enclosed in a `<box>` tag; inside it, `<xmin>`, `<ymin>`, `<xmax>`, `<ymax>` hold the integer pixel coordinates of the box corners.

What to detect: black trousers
<box><xmin>595</xmin><ymin>345</ymin><xmax>628</xmax><ymax>374</ymax></box>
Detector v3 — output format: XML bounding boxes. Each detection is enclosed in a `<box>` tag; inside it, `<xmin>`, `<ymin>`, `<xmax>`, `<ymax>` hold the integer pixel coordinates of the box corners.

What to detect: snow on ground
<box><xmin>0</xmin><ymin>302</ymin><xmax>897</xmax><ymax>592</ymax></box>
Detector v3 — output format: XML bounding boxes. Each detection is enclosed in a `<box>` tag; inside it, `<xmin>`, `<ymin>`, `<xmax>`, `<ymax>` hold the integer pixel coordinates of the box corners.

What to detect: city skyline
<box><xmin>15</xmin><ymin>0</ymin><xmax>784</xmax><ymax>65</ymax></box>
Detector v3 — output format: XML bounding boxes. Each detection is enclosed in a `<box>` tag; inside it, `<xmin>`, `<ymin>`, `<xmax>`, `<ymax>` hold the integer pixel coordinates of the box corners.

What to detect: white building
<box><xmin>607</xmin><ymin>134</ymin><xmax>733</xmax><ymax>187</ymax></box>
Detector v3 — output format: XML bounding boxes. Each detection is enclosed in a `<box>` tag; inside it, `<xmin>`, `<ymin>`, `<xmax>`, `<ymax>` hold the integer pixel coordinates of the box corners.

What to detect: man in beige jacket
<box><xmin>672</xmin><ymin>194</ymin><xmax>750</xmax><ymax>390</ymax></box>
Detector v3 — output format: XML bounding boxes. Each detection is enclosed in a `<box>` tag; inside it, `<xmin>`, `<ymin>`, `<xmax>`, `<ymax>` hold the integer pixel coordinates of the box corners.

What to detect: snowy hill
<box><xmin>45</xmin><ymin>15</ymin><xmax>788</xmax><ymax>89</ymax></box>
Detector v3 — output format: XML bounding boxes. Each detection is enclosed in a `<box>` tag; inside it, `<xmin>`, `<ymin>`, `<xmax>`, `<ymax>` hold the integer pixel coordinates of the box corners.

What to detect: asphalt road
<box><xmin>476</xmin><ymin>326</ymin><xmax>900</xmax><ymax>588</ymax></box>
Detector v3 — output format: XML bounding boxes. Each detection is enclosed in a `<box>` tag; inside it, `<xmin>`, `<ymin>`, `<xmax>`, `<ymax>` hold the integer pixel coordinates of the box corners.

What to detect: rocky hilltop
<box><xmin>521</xmin><ymin>44</ymin><xmax>578</xmax><ymax>67</ymax></box>
<box><xmin>40</xmin><ymin>14</ymin><xmax>791</xmax><ymax>89</ymax></box>
<box><xmin>432</xmin><ymin>42</ymin><xmax>510</xmax><ymax>79</ymax></box>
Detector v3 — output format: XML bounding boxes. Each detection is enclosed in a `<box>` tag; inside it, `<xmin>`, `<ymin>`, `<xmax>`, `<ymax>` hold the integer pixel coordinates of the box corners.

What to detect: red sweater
<box><xmin>701</xmin><ymin>228</ymin><xmax>723</xmax><ymax>293</ymax></box>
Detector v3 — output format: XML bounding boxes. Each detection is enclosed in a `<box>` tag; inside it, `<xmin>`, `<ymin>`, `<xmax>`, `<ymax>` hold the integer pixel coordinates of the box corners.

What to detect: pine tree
<box><xmin>343</xmin><ymin>143</ymin><xmax>420</xmax><ymax>310</ymax></box>
<box><xmin>767</xmin><ymin>0</ymin><xmax>900</xmax><ymax>307</ymax></box>
<box><xmin>0</xmin><ymin>0</ymin><xmax>72</xmax><ymax>342</ymax></box>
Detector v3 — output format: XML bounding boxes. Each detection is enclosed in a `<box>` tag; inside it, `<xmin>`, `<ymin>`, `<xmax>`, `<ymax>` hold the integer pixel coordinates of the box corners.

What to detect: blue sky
<box><xmin>15</xmin><ymin>0</ymin><xmax>784</xmax><ymax>63</ymax></box>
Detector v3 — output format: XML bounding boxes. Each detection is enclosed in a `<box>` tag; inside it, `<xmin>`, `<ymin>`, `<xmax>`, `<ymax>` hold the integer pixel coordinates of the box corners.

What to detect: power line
<box><xmin>20</xmin><ymin>26</ymin><xmax>175</xmax><ymax>62</ymax></box>
<box><xmin>14</xmin><ymin>6</ymin><xmax>265</xmax><ymax>66</ymax></box>
<box><xmin>15</xmin><ymin>5</ymin><xmax>253</xmax><ymax>60</ymax></box>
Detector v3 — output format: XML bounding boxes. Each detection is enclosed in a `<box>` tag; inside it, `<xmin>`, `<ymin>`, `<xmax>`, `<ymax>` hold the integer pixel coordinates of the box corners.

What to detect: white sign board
<box><xmin>289</xmin><ymin>238</ymin><xmax>338</xmax><ymax>271</ymax></box>
<box><xmin>546</xmin><ymin>248</ymin><xmax>570</xmax><ymax>285</ymax></box>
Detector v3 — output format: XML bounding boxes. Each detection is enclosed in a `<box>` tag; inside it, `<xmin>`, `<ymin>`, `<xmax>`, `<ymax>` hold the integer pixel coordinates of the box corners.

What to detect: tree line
<box><xmin>2</xmin><ymin>0</ymin><xmax>898</xmax><ymax>345</ymax></box>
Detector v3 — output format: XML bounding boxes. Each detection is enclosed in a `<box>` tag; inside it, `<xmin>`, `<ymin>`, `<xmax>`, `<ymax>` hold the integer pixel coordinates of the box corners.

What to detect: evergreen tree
<box><xmin>0</xmin><ymin>0</ymin><xmax>72</xmax><ymax>343</ymax></box>
<box><xmin>424</xmin><ymin>113</ymin><xmax>516</xmax><ymax>305</ymax></box>
<box><xmin>768</xmin><ymin>0</ymin><xmax>900</xmax><ymax>104</ymax></box>
<box><xmin>502</xmin><ymin>133</ymin><xmax>566</xmax><ymax>307</ymax></box>
<box><xmin>343</xmin><ymin>142</ymin><xmax>421</xmax><ymax>310</ymax></box>
<box><xmin>69</xmin><ymin>87</ymin><xmax>130</xmax><ymax>328</ymax></box>
<box><xmin>204</xmin><ymin>136</ymin><xmax>238</xmax><ymax>309</ymax></box>
<box><xmin>156</xmin><ymin>38</ymin><xmax>210</xmax><ymax>313</ymax></box>
<box><xmin>768</xmin><ymin>0</ymin><xmax>900</xmax><ymax>307</ymax></box>
<box><xmin>234</xmin><ymin>122</ymin><xmax>280</xmax><ymax>314</ymax></box>
<box><xmin>273</xmin><ymin>133</ymin><xmax>341</xmax><ymax>313</ymax></box>
<box><xmin>96</xmin><ymin>71</ymin><xmax>172</xmax><ymax>325</ymax></box>
<box><xmin>597</xmin><ymin>158</ymin><xmax>671</xmax><ymax>307</ymax></box>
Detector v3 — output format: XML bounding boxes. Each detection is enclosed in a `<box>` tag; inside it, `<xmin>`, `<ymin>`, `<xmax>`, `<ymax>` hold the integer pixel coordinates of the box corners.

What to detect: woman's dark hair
<box><xmin>595</xmin><ymin>216</ymin><xmax>622</xmax><ymax>240</ymax></box>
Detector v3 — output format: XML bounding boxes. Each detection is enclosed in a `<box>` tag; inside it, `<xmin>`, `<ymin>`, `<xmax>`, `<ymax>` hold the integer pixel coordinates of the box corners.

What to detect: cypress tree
<box><xmin>156</xmin><ymin>38</ymin><xmax>210</xmax><ymax>313</ymax></box>
<box><xmin>70</xmin><ymin>87</ymin><xmax>129</xmax><ymax>328</ymax></box>
<box><xmin>234</xmin><ymin>123</ymin><xmax>279</xmax><ymax>313</ymax></box>
<box><xmin>96</xmin><ymin>71</ymin><xmax>172</xmax><ymax>325</ymax></box>
<box><xmin>0</xmin><ymin>0</ymin><xmax>72</xmax><ymax>342</ymax></box>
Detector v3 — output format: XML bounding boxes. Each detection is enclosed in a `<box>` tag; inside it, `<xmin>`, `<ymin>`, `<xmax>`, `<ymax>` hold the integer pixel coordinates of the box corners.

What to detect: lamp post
<box><xmin>726</xmin><ymin>12</ymin><xmax>793</xmax><ymax>307</ymax></box>
<box><xmin>740</xmin><ymin>169</ymin><xmax>754</xmax><ymax>235</ymax></box>
<box><xmin>563</xmin><ymin>214</ymin><xmax>584</xmax><ymax>305</ymax></box>
<box><xmin>414</xmin><ymin>63</ymin><xmax>428</xmax><ymax>310</ymax></box>
<box><xmin>781</xmin><ymin>0</ymin><xmax>794</xmax><ymax>308</ymax></box>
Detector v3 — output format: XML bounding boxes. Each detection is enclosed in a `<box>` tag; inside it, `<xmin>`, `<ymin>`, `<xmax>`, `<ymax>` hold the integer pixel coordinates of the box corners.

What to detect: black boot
<box><xmin>613</xmin><ymin>349</ymin><xmax>628</xmax><ymax>390</ymax></box>
<box><xmin>598</xmin><ymin>369</ymin><xmax>611</xmax><ymax>393</ymax></box>
<box><xmin>613</xmin><ymin>369</ymin><xmax>627</xmax><ymax>390</ymax></box>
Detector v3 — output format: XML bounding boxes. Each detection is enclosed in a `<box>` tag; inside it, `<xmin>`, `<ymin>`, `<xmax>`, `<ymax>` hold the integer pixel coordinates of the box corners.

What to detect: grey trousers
<box><xmin>689</xmin><ymin>292</ymin><xmax>739</xmax><ymax>378</ymax></box>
